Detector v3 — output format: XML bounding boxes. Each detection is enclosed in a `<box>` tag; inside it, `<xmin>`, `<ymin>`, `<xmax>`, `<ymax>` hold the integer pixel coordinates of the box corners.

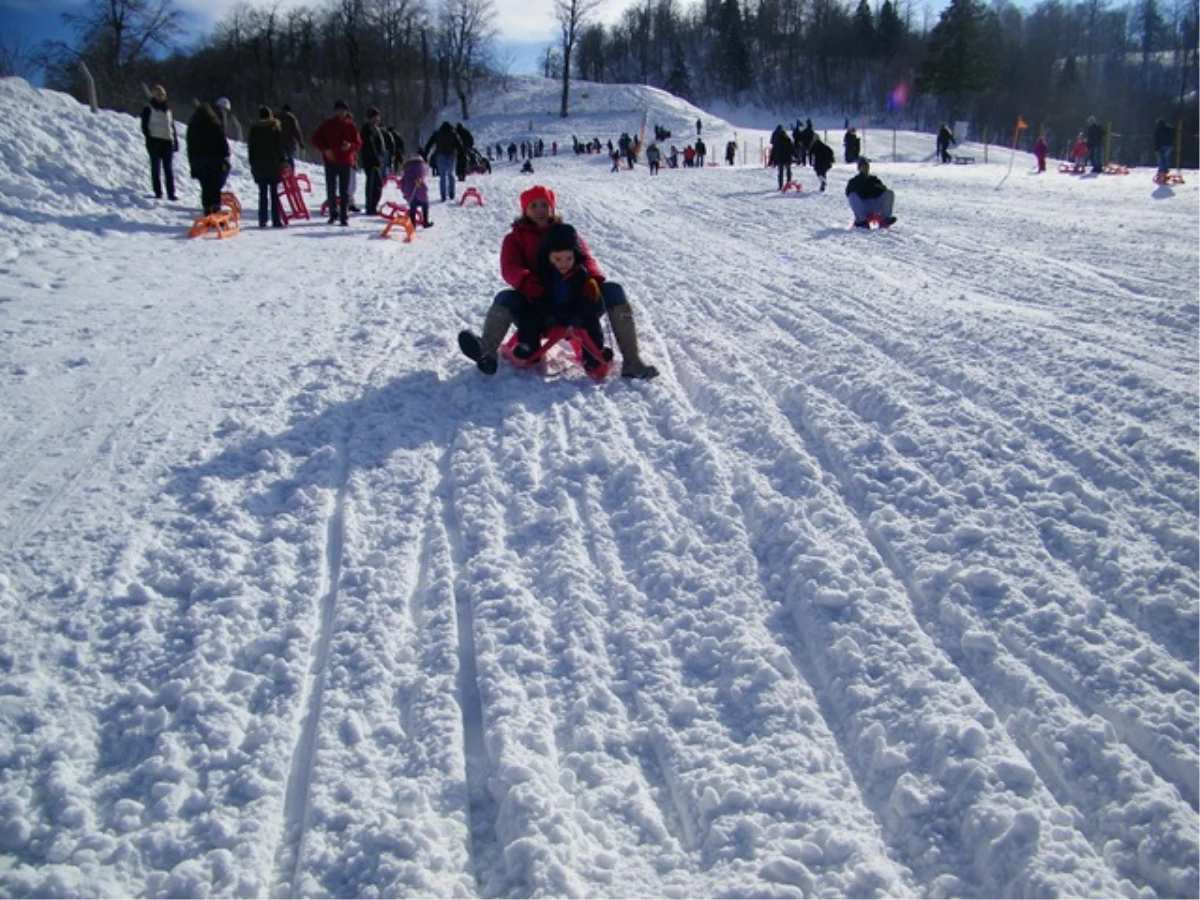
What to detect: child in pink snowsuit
<box><xmin>399</xmin><ymin>154</ymin><xmax>433</xmax><ymax>227</ymax></box>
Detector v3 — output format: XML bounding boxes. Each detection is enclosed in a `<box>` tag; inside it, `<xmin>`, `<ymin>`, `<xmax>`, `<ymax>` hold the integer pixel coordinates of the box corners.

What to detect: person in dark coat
<box><xmin>936</xmin><ymin>124</ymin><xmax>955</xmax><ymax>163</ymax></box>
<box><xmin>186</xmin><ymin>102</ymin><xmax>230</xmax><ymax>215</ymax></box>
<box><xmin>278</xmin><ymin>104</ymin><xmax>303</xmax><ymax>167</ymax></box>
<box><xmin>1153</xmin><ymin>118</ymin><xmax>1175</xmax><ymax>176</ymax></box>
<box><xmin>310</xmin><ymin>100</ymin><xmax>362</xmax><ymax>225</ymax></box>
<box><xmin>769</xmin><ymin>125</ymin><xmax>794</xmax><ymax>190</ymax></box>
<box><xmin>247</xmin><ymin>106</ymin><xmax>287</xmax><ymax>228</ymax></box>
<box><xmin>359</xmin><ymin>107</ymin><xmax>387</xmax><ymax>215</ymax></box>
<box><xmin>845</xmin><ymin>157</ymin><xmax>896</xmax><ymax>228</ymax></box>
<box><xmin>454</xmin><ymin>122</ymin><xmax>475</xmax><ymax>181</ymax></box>
<box><xmin>809</xmin><ymin>135</ymin><xmax>835</xmax><ymax>192</ymax></box>
<box><xmin>843</xmin><ymin>126</ymin><xmax>860</xmax><ymax>164</ymax></box>
<box><xmin>387</xmin><ymin>127</ymin><xmax>406</xmax><ymax>171</ymax></box>
<box><xmin>140</xmin><ymin>84</ymin><xmax>177</xmax><ymax>201</ymax></box>
<box><xmin>798</xmin><ymin>118</ymin><xmax>814</xmax><ymax>166</ymax></box>
<box><xmin>1085</xmin><ymin>116</ymin><xmax>1106</xmax><ymax>173</ymax></box>
<box><xmin>423</xmin><ymin>121</ymin><xmax>465</xmax><ymax>202</ymax></box>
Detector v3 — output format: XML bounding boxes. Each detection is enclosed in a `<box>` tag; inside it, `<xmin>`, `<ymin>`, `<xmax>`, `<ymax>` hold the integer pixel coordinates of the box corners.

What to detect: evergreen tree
<box><xmin>853</xmin><ymin>0</ymin><xmax>877</xmax><ymax>56</ymax></box>
<box><xmin>877</xmin><ymin>0</ymin><xmax>905</xmax><ymax>58</ymax></box>
<box><xmin>664</xmin><ymin>36</ymin><xmax>692</xmax><ymax>98</ymax></box>
<box><xmin>714</xmin><ymin>0</ymin><xmax>753</xmax><ymax>96</ymax></box>
<box><xmin>916</xmin><ymin>0</ymin><xmax>1000</xmax><ymax>118</ymax></box>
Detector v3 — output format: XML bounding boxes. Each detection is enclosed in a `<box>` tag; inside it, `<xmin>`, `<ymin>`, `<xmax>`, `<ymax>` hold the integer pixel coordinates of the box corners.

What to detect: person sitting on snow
<box><xmin>511</xmin><ymin>223</ymin><xmax>610</xmax><ymax>371</ymax></box>
<box><xmin>845</xmin><ymin>158</ymin><xmax>897</xmax><ymax>228</ymax></box>
<box><xmin>457</xmin><ymin>185</ymin><xmax>658</xmax><ymax>379</ymax></box>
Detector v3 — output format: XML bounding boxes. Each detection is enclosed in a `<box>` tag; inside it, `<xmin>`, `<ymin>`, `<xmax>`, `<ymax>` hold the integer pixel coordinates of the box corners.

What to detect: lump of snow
<box><xmin>759</xmin><ymin>856</ymin><xmax>814</xmax><ymax>891</ymax></box>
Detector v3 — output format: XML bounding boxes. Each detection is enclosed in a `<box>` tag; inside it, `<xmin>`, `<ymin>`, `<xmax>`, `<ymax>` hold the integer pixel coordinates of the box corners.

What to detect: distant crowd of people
<box><xmin>138</xmin><ymin>88</ymin><xmax>1179</xmax><ymax>379</ymax></box>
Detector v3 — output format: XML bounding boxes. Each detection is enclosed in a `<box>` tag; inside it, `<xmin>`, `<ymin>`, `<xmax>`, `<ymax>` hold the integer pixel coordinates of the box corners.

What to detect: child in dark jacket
<box><xmin>513</xmin><ymin>223</ymin><xmax>610</xmax><ymax>369</ymax></box>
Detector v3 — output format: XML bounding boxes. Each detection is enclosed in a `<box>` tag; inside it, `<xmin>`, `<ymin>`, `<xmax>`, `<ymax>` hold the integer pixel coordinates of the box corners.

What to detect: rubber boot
<box><xmin>610</xmin><ymin>305</ymin><xmax>659</xmax><ymax>379</ymax></box>
<box><xmin>458</xmin><ymin>305</ymin><xmax>513</xmax><ymax>375</ymax></box>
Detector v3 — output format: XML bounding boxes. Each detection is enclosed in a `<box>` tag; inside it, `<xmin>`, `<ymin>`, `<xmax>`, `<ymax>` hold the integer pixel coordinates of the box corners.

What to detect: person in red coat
<box><xmin>457</xmin><ymin>185</ymin><xmax>658</xmax><ymax>378</ymax></box>
<box><xmin>310</xmin><ymin>100</ymin><xmax>362</xmax><ymax>225</ymax></box>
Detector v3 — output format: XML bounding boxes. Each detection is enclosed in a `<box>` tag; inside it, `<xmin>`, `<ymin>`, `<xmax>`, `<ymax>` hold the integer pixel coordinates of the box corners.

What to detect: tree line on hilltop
<box><xmin>1</xmin><ymin>0</ymin><xmax>1195</xmax><ymax>167</ymax></box>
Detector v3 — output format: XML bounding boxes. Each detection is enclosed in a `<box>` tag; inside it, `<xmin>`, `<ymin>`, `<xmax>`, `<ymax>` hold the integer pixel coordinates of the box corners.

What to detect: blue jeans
<box><xmin>495</xmin><ymin>282</ymin><xmax>628</xmax><ymax>316</ymax></box>
<box><xmin>436</xmin><ymin>153</ymin><xmax>457</xmax><ymax>200</ymax></box>
<box><xmin>848</xmin><ymin>190</ymin><xmax>895</xmax><ymax>222</ymax></box>
<box><xmin>1088</xmin><ymin>145</ymin><xmax>1103</xmax><ymax>172</ymax></box>
<box><xmin>256</xmin><ymin>179</ymin><xmax>282</xmax><ymax>226</ymax></box>
<box><xmin>1157</xmin><ymin>146</ymin><xmax>1172</xmax><ymax>173</ymax></box>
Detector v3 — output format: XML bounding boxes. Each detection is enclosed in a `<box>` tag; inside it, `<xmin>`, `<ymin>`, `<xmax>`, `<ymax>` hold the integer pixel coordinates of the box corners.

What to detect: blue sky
<box><xmin>3</xmin><ymin>0</ymin><xmax>947</xmax><ymax>80</ymax></box>
<box><xmin>1</xmin><ymin>0</ymin><xmax>569</xmax><ymax>76</ymax></box>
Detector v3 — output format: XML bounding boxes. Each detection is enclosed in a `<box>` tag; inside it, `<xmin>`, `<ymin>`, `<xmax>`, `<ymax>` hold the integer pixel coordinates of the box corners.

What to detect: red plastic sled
<box><xmin>500</xmin><ymin>325</ymin><xmax>612</xmax><ymax>381</ymax></box>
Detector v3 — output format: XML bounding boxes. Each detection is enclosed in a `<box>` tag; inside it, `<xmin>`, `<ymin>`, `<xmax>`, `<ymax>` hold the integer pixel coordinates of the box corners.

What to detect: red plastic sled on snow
<box><xmin>500</xmin><ymin>325</ymin><xmax>612</xmax><ymax>381</ymax></box>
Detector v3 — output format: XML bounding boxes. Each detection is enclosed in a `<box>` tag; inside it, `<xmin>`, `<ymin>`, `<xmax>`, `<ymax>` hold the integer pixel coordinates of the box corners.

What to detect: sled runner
<box><xmin>378</xmin><ymin>203</ymin><xmax>416</xmax><ymax>242</ymax></box>
<box><xmin>780</xmin><ymin>180</ymin><xmax>803</xmax><ymax>193</ymax></box>
<box><xmin>276</xmin><ymin>167</ymin><xmax>311</xmax><ymax>223</ymax></box>
<box><xmin>851</xmin><ymin>214</ymin><xmax>894</xmax><ymax>230</ymax></box>
<box><xmin>499</xmin><ymin>326</ymin><xmax>612</xmax><ymax>381</ymax></box>
<box><xmin>187</xmin><ymin>212</ymin><xmax>239</xmax><ymax>239</ymax></box>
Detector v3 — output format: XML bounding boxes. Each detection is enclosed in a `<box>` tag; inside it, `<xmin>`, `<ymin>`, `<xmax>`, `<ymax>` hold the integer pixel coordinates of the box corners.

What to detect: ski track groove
<box><xmin>779</xmin><ymin>296</ymin><xmax>1198</xmax><ymax>667</ymax></box>
<box><xmin>577</xmin><ymin>187</ymin><xmax>1193</xmax><ymax>892</ymax></box>
<box><xmin>672</xmin><ymin>336</ymin><xmax>1195</xmax><ymax>897</ymax></box>
<box><xmin>446</xmin><ymin>500</ymin><xmax>495</xmax><ymax>896</ymax></box>
<box><xmin>760</xmin><ymin>342</ymin><xmax>1199</xmax><ymax>866</ymax></box>
<box><xmin>666</xmin><ymin>332</ymin><xmax>971</xmax><ymax>889</ymax></box>
<box><xmin>588</xmin><ymin>367</ymin><xmax>922</xmax><ymax>895</ymax></box>
<box><xmin>270</xmin><ymin>238</ymin><xmax>447</xmax><ymax>895</ymax></box>
<box><xmin>544</xmin><ymin>390</ymin><xmax>705</xmax><ymax>865</ymax></box>
<box><xmin>270</xmin><ymin>424</ymin><xmax>350</xmax><ymax>899</ymax></box>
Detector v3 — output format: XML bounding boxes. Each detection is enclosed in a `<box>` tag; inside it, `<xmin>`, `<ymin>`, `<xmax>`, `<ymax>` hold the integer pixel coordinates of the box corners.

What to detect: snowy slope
<box><xmin>0</xmin><ymin>74</ymin><xmax>1197</xmax><ymax>898</ymax></box>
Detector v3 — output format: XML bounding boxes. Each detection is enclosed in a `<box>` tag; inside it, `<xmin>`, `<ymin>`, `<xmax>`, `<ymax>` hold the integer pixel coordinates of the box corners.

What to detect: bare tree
<box><xmin>555</xmin><ymin>0</ymin><xmax>605</xmax><ymax>116</ymax></box>
<box><xmin>436</xmin><ymin>0</ymin><xmax>496</xmax><ymax>119</ymax></box>
<box><xmin>61</xmin><ymin>0</ymin><xmax>182</xmax><ymax>89</ymax></box>
<box><xmin>0</xmin><ymin>33</ymin><xmax>38</xmax><ymax>79</ymax></box>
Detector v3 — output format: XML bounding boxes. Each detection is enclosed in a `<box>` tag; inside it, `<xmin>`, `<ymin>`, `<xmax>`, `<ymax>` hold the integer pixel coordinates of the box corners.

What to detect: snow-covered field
<box><xmin>0</xmin><ymin>74</ymin><xmax>1197</xmax><ymax>898</ymax></box>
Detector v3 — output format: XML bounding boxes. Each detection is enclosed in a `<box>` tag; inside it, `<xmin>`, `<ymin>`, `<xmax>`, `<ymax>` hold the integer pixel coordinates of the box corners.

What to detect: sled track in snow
<box><xmin>271</xmin><ymin>428</ymin><xmax>350</xmax><ymax>898</ymax></box>
<box><xmin>752</xmin><ymin>299</ymin><xmax>1199</xmax><ymax>890</ymax></box>
<box><xmin>572</xmin><ymin>184</ymin><xmax>1196</xmax><ymax>892</ymax></box>
<box><xmin>444</xmin><ymin>479</ymin><xmax>497</xmax><ymax>893</ymax></box>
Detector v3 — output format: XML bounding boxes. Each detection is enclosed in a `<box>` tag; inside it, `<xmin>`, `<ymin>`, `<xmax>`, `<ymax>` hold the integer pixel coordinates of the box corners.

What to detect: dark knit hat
<box><xmin>258</xmin><ymin>105</ymin><xmax>272</xmax><ymax>119</ymax></box>
<box><xmin>333</xmin><ymin>99</ymin><xmax>349</xmax><ymax>110</ymax></box>
<box><xmin>542</xmin><ymin>223</ymin><xmax>579</xmax><ymax>255</ymax></box>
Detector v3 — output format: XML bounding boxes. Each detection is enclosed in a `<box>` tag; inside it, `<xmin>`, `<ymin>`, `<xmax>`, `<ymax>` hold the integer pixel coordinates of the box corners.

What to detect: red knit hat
<box><xmin>519</xmin><ymin>185</ymin><xmax>556</xmax><ymax>214</ymax></box>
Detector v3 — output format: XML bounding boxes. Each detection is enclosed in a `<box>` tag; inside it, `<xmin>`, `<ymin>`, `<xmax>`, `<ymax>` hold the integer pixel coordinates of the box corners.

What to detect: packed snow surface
<box><xmin>0</xmin><ymin>75</ymin><xmax>1197</xmax><ymax>898</ymax></box>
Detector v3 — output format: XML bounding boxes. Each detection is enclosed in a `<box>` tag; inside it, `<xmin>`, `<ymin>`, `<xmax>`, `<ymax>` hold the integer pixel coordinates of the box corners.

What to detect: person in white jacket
<box><xmin>139</xmin><ymin>84</ymin><xmax>178</xmax><ymax>201</ymax></box>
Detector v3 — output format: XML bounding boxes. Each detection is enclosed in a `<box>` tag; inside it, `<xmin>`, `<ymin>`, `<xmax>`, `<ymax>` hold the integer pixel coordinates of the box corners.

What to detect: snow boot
<box><xmin>610</xmin><ymin>306</ymin><xmax>659</xmax><ymax>379</ymax></box>
<box><xmin>457</xmin><ymin>305</ymin><xmax>513</xmax><ymax>375</ymax></box>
